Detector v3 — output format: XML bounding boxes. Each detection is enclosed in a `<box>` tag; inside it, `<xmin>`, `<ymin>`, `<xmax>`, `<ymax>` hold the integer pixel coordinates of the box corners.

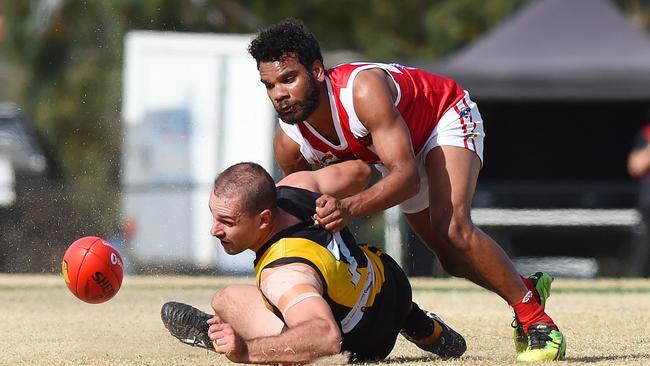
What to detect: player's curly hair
<box><xmin>248</xmin><ymin>18</ymin><xmax>323</xmax><ymax>69</ymax></box>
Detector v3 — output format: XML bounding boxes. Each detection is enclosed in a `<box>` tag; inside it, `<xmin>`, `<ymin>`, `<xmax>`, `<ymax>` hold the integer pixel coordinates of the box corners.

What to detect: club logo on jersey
<box><xmin>460</xmin><ymin>107</ymin><xmax>471</xmax><ymax>119</ymax></box>
<box><xmin>321</xmin><ymin>151</ymin><xmax>338</xmax><ymax>166</ymax></box>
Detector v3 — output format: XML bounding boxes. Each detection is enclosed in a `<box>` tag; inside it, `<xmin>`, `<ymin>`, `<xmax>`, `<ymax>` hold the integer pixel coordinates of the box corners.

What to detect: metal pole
<box><xmin>384</xmin><ymin>205</ymin><xmax>402</xmax><ymax>267</ymax></box>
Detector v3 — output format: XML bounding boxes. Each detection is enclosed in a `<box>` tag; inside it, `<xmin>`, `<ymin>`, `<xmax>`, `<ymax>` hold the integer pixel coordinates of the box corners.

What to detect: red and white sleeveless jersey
<box><xmin>279</xmin><ymin>62</ymin><xmax>465</xmax><ymax>165</ymax></box>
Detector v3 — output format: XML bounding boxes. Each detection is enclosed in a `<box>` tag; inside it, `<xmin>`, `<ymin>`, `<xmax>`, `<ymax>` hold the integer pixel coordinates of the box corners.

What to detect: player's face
<box><xmin>258</xmin><ymin>55</ymin><xmax>320</xmax><ymax>124</ymax></box>
<box><xmin>208</xmin><ymin>192</ymin><xmax>262</xmax><ymax>255</ymax></box>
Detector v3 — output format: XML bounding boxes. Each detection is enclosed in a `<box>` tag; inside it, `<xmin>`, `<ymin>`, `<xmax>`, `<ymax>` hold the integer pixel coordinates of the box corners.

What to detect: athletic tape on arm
<box><xmin>261</xmin><ymin>263</ymin><xmax>324</xmax><ymax>318</ymax></box>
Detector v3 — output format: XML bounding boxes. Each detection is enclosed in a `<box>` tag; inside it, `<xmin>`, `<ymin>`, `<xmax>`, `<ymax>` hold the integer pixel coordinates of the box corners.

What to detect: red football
<box><xmin>61</xmin><ymin>236</ymin><xmax>124</xmax><ymax>304</ymax></box>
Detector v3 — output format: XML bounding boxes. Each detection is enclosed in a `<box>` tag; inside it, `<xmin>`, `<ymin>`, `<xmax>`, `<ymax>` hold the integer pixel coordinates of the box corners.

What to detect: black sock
<box><xmin>401</xmin><ymin>302</ymin><xmax>434</xmax><ymax>339</ymax></box>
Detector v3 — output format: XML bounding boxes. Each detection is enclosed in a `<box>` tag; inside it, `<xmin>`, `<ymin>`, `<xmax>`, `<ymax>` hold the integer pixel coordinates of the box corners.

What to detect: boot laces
<box><xmin>528</xmin><ymin>323</ymin><xmax>552</xmax><ymax>349</ymax></box>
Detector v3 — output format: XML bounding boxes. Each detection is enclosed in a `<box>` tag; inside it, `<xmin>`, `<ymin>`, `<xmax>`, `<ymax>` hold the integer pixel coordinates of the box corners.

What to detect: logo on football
<box><xmin>61</xmin><ymin>236</ymin><xmax>124</xmax><ymax>304</ymax></box>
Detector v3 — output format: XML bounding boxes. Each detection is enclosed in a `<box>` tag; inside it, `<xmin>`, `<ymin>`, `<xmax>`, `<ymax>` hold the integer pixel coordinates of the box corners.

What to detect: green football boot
<box><xmin>516</xmin><ymin>322</ymin><xmax>566</xmax><ymax>362</ymax></box>
<box><xmin>513</xmin><ymin>272</ymin><xmax>554</xmax><ymax>353</ymax></box>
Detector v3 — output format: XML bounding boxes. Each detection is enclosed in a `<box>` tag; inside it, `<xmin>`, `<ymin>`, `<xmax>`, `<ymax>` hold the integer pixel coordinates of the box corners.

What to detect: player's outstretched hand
<box><xmin>208</xmin><ymin>316</ymin><xmax>248</xmax><ymax>363</ymax></box>
<box><xmin>314</xmin><ymin>194</ymin><xmax>350</xmax><ymax>232</ymax></box>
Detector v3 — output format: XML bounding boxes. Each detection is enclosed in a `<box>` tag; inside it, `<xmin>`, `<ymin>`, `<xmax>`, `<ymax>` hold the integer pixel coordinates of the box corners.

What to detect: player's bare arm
<box><xmin>347</xmin><ymin>68</ymin><xmax>420</xmax><ymax>211</ymax></box>
<box><xmin>274</xmin><ymin>124</ymin><xmax>312</xmax><ymax>175</ymax></box>
<box><xmin>315</xmin><ymin>69</ymin><xmax>419</xmax><ymax>231</ymax></box>
<box><xmin>628</xmin><ymin>142</ymin><xmax>650</xmax><ymax>177</ymax></box>
<box><xmin>209</xmin><ymin>264</ymin><xmax>341</xmax><ymax>364</ymax></box>
<box><xmin>277</xmin><ymin>159</ymin><xmax>371</xmax><ymax>198</ymax></box>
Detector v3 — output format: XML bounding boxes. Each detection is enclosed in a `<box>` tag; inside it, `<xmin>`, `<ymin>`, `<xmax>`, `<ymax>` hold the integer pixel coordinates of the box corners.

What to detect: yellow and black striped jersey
<box><xmin>254</xmin><ymin>186</ymin><xmax>386</xmax><ymax>333</ymax></box>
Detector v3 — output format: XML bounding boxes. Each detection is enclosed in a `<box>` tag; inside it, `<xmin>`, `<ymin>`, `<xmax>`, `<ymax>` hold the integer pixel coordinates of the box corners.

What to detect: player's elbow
<box><xmin>348</xmin><ymin>160</ymin><xmax>372</xmax><ymax>191</ymax></box>
<box><xmin>389</xmin><ymin>160</ymin><xmax>419</xmax><ymax>197</ymax></box>
<box><xmin>316</xmin><ymin>319</ymin><xmax>342</xmax><ymax>356</ymax></box>
<box><xmin>403</xmin><ymin>164</ymin><xmax>420</xmax><ymax>199</ymax></box>
<box><xmin>323</xmin><ymin>333</ymin><xmax>342</xmax><ymax>356</ymax></box>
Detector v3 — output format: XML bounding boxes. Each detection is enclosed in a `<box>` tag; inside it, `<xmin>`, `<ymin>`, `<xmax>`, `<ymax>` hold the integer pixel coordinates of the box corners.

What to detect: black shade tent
<box><xmin>424</xmin><ymin>0</ymin><xmax>650</xmax><ymax>209</ymax></box>
<box><xmin>433</xmin><ymin>0</ymin><xmax>650</xmax><ymax>101</ymax></box>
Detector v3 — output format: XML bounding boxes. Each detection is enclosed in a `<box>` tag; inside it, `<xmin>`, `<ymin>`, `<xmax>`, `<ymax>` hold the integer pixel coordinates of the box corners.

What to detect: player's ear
<box><xmin>258</xmin><ymin>209</ymin><xmax>273</xmax><ymax>229</ymax></box>
<box><xmin>311</xmin><ymin>59</ymin><xmax>325</xmax><ymax>82</ymax></box>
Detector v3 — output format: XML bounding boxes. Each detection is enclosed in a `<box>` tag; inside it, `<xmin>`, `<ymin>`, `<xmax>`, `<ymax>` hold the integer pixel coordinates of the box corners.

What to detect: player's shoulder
<box><xmin>276</xmin><ymin>185</ymin><xmax>319</xmax><ymax>220</ymax></box>
<box><xmin>327</xmin><ymin>62</ymin><xmax>371</xmax><ymax>72</ymax></box>
<box><xmin>327</xmin><ymin>62</ymin><xmax>373</xmax><ymax>86</ymax></box>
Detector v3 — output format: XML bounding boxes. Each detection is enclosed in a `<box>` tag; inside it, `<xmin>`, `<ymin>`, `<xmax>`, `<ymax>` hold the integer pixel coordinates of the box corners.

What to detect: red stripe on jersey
<box><xmin>453</xmin><ymin>105</ymin><xmax>469</xmax><ymax>149</ymax></box>
<box><xmin>462</xmin><ymin>98</ymin><xmax>477</xmax><ymax>152</ymax></box>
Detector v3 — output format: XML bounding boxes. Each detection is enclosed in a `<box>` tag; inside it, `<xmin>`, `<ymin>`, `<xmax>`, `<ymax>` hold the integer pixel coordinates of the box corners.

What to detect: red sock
<box><xmin>512</xmin><ymin>291</ymin><xmax>557</xmax><ymax>335</ymax></box>
<box><xmin>520</xmin><ymin>275</ymin><xmax>541</xmax><ymax>305</ymax></box>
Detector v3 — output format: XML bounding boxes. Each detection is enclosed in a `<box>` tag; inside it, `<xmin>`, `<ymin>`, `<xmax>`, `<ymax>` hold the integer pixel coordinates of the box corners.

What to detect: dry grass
<box><xmin>1</xmin><ymin>274</ymin><xmax>649</xmax><ymax>365</ymax></box>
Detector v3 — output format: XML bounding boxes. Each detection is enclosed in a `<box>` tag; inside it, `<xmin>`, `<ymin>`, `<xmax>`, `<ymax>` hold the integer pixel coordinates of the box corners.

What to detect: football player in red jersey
<box><xmin>247</xmin><ymin>19</ymin><xmax>566</xmax><ymax>362</ymax></box>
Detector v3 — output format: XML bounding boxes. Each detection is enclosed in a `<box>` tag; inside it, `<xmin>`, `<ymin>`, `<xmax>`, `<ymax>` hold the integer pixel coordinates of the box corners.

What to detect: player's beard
<box><xmin>277</xmin><ymin>73</ymin><xmax>320</xmax><ymax>125</ymax></box>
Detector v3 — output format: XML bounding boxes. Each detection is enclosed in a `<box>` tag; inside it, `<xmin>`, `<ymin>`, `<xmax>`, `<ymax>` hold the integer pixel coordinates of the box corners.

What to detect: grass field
<box><xmin>2</xmin><ymin>274</ymin><xmax>649</xmax><ymax>366</ymax></box>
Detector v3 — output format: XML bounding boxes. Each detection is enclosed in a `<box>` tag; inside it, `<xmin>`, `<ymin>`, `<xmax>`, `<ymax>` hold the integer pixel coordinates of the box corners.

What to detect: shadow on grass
<box><xmin>378</xmin><ymin>356</ymin><xmax>435</xmax><ymax>364</ymax></box>
<box><xmin>377</xmin><ymin>352</ymin><xmax>650</xmax><ymax>364</ymax></box>
<box><xmin>569</xmin><ymin>353</ymin><xmax>650</xmax><ymax>362</ymax></box>
<box><xmin>379</xmin><ymin>355</ymin><xmax>489</xmax><ymax>364</ymax></box>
